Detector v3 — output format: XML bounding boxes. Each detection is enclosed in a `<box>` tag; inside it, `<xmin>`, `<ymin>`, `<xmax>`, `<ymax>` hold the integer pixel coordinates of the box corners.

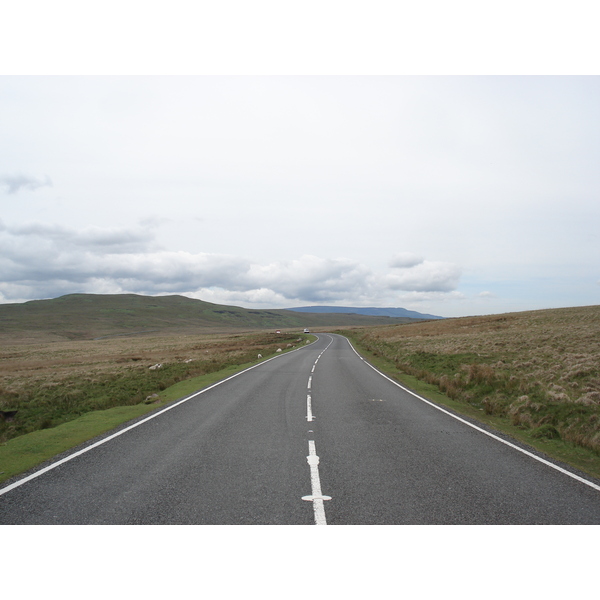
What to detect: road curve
<box><xmin>1</xmin><ymin>333</ymin><xmax>599</xmax><ymax>524</ymax></box>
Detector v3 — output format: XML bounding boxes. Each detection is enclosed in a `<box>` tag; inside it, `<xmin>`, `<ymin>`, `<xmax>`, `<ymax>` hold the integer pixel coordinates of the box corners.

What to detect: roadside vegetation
<box><xmin>339</xmin><ymin>305</ymin><xmax>600</xmax><ymax>478</ymax></box>
<box><xmin>0</xmin><ymin>330</ymin><xmax>310</xmax><ymax>445</ymax></box>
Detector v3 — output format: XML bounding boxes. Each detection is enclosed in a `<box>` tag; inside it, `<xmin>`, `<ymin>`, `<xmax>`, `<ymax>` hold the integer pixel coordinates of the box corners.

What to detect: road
<box><xmin>1</xmin><ymin>333</ymin><xmax>600</xmax><ymax>524</ymax></box>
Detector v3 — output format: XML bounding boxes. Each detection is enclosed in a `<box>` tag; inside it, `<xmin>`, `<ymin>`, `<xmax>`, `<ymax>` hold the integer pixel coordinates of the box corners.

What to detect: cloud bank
<box><xmin>0</xmin><ymin>220</ymin><xmax>462</xmax><ymax>307</ymax></box>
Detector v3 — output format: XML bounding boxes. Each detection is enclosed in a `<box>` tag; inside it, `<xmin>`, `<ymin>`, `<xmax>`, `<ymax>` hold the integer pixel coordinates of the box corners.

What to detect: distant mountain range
<box><xmin>287</xmin><ymin>306</ymin><xmax>444</xmax><ymax>320</ymax></box>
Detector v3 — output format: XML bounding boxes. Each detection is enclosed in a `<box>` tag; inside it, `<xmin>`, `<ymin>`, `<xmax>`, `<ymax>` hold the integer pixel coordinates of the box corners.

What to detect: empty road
<box><xmin>2</xmin><ymin>334</ymin><xmax>599</xmax><ymax>524</ymax></box>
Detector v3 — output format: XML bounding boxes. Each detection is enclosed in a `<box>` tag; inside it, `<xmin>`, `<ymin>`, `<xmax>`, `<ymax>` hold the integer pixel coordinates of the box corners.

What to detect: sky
<box><xmin>1</xmin><ymin>4</ymin><xmax>599</xmax><ymax>319</ymax></box>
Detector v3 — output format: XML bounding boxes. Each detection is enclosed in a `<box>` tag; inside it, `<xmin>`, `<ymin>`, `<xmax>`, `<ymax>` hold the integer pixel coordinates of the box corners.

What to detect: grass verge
<box><xmin>341</xmin><ymin>330</ymin><xmax>600</xmax><ymax>481</ymax></box>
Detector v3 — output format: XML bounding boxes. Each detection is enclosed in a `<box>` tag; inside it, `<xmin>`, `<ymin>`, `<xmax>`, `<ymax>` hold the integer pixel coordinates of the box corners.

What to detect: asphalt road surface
<box><xmin>2</xmin><ymin>334</ymin><xmax>600</xmax><ymax>524</ymax></box>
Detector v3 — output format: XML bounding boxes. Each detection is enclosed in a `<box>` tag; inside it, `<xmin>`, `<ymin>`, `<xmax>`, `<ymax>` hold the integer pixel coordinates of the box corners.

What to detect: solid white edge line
<box><xmin>0</xmin><ymin>339</ymin><xmax>320</xmax><ymax>497</ymax></box>
<box><xmin>343</xmin><ymin>335</ymin><xmax>600</xmax><ymax>493</ymax></box>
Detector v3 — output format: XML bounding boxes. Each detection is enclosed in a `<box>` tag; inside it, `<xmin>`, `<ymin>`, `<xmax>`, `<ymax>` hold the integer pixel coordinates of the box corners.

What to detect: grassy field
<box><xmin>339</xmin><ymin>305</ymin><xmax>600</xmax><ymax>478</ymax></box>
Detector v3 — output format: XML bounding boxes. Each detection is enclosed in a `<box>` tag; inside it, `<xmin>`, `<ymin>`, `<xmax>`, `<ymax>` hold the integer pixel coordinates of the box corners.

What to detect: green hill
<box><xmin>0</xmin><ymin>293</ymin><xmax>423</xmax><ymax>340</ymax></box>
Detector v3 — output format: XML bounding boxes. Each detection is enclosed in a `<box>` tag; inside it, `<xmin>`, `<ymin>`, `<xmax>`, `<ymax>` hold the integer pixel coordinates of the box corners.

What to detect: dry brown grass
<box><xmin>362</xmin><ymin>306</ymin><xmax>600</xmax><ymax>402</ymax></box>
<box><xmin>1</xmin><ymin>334</ymin><xmax>232</xmax><ymax>391</ymax></box>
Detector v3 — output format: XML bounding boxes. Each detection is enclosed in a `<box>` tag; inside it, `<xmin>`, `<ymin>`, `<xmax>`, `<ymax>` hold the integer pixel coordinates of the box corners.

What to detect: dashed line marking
<box><xmin>302</xmin><ymin>440</ymin><xmax>331</xmax><ymax>525</ymax></box>
<box><xmin>302</xmin><ymin>334</ymin><xmax>335</xmax><ymax>524</ymax></box>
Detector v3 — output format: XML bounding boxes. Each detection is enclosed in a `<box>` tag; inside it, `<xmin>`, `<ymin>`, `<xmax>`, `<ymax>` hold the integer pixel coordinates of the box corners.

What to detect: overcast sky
<box><xmin>1</xmin><ymin>7</ymin><xmax>599</xmax><ymax>318</ymax></box>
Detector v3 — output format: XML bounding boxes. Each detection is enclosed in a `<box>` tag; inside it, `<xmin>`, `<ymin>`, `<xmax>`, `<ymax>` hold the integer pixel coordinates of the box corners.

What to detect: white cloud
<box><xmin>384</xmin><ymin>260</ymin><xmax>461</xmax><ymax>292</ymax></box>
<box><xmin>1</xmin><ymin>174</ymin><xmax>52</xmax><ymax>194</ymax></box>
<box><xmin>240</xmin><ymin>255</ymin><xmax>373</xmax><ymax>302</ymax></box>
<box><xmin>5</xmin><ymin>221</ymin><xmax>161</xmax><ymax>255</ymax></box>
<box><xmin>389</xmin><ymin>253</ymin><xmax>424</xmax><ymax>269</ymax></box>
<box><xmin>185</xmin><ymin>288</ymin><xmax>292</xmax><ymax>309</ymax></box>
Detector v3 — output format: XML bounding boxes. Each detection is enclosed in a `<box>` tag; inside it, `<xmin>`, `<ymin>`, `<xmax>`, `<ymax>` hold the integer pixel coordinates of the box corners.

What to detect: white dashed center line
<box><xmin>302</xmin><ymin>335</ymin><xmax>335</xmax><ymax>524</ymax></box>
<box><xmin>302</xmin><ymin>440</ymin><xmax>331</xmax><ymax>525</ymax></box>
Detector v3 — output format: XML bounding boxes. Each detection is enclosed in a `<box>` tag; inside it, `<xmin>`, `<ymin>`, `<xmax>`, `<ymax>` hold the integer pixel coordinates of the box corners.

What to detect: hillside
<box><xmin>288</xmin><ymin>305</ymin><xmax>443</xmax><ymax>320</ymax></box>
<box><xmin>0</xmin><ymin>293</ymin><xmax>423</xmax><ymax>341</ymax></box>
